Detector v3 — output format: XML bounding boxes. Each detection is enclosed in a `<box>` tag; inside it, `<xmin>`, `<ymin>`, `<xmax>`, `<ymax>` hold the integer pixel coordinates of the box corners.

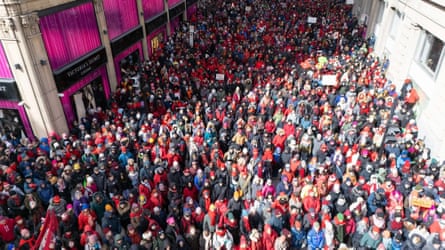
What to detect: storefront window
<box><xmin>0</xmin><ymin>109</ymin><xmax>25</xmax><ymax>141</ymax></box>
<box><xmin>418</xmin><ymin>31</ymin><xmax>444</xmax><ymax>74</ymax></box>
<box><xmin>70</xmin><ymin>77</ymin><xmax>107</xmax><ymax>121</ymax></box>
<box><xmin>151</xmin><ymin>33</ymin><xmax>164</xmax><ymax>54</ymax></box>
<box><xmin>119</xmin><ymin>50</ymin><xmax>141</xmax><ymax>76</ymax></box>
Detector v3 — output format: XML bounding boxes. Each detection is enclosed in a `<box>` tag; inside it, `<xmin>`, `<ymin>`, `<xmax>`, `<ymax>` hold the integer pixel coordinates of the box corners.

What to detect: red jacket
<box><xmin>0</xmin><ymin>218</ymin><xmax>15</xmax><ymax>243</ymax></box>
<box><xmin>262</xmin><ymin>224</ymin><xmax>277</xmax><ymax>250</ymax></box>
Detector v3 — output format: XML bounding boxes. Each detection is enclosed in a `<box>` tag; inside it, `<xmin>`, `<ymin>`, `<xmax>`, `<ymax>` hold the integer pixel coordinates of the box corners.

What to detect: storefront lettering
<box><xmin>66</xmin><ymin>54</ymin><xmax>101</xmax><ymax>78</ymax></box>
<box><xmin>0</xmin><ymin>80</ymin><xmax>21</xmax><ymax>101</ymax></box>
<box><xmin>53</xmin><ymin>48</ymin><xmax>107</xmax><ymax>92</ymax></box>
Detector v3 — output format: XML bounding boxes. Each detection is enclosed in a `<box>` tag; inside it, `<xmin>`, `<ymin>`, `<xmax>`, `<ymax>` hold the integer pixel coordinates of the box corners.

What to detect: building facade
<box><xmin>0</xmin><ymin>0</ymin><xmax>197</xmax><ymax>140</ymax></box>
<box><xmin>353</xmin><ymin>0</ymin><xmax>445</xmax><ymax>159</ymax></box>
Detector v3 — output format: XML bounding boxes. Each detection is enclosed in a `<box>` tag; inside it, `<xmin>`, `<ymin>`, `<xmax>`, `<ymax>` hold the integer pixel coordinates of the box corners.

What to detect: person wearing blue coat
<box><xmin>307</xmin><ymin>222</ymin><xmax>325</xmax><ymax>250</ymax></box>
<box><xmin>37</xmin><ymin>181</ymin><xmax>54</xmax><ymax>207</ymax></box>
<box><xmin>367</xmin><ymin>188</ymin><xmax>387</xmax><ymax>215</ymax></box>
<box><xmin>291</xmin><ymin>220</ymin><xmax>306</xmax><ymax>249</ymax></box>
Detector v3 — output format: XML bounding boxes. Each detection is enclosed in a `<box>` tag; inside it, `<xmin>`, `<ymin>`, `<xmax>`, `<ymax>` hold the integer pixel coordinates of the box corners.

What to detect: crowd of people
<box><xmin>0</xmin><ymin>0</ymin><xmax>441</xmax><ymax>249</ymax></box>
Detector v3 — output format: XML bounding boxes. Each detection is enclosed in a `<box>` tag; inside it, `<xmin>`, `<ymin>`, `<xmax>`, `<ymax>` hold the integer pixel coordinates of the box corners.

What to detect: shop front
<box><xmin>169</xmin><ymin>2</ymin><xmax>186</xmax><ymax>33</ymax></box>
<box><xmin>0</xmin><ymin>42</ymin><xmax>33</xmax><ymax>140</ymax></box>
<box><xmin>39</xmin><ymin>2</ymin><xmax>111</xmax><ymax>127</ymax></box>
<box><xmin>104</xmin><ymin>0</ymin><xmax>143</xmax><ymax>84</ymax></box>
<box><xmin>186</xmin><ymin>0</ymin><xmax>198</xmax><ymax>20</ymax></box>
<box><xmin>53</xmin><ymin>48</ymin><xmax>110</xmax><ymax>125</ymax></box>
<box><xmin>146</xmin><ymin>13</ymin><xmax>168</xmax><ymax>57</ymax></box>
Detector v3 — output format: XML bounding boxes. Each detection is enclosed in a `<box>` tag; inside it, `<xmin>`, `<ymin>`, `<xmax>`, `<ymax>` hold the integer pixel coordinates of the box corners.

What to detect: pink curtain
<box><xmin>103</xmin><ymin>0</ymin><xmax>139</xmax><ymax>40</ymax></box>
<box><xmin>143</xmin><ymin>0</ymin><xmax>165</xmax><ymax>20</ymax></box>
<box><xmin>170</xmin><ymin>16</ymin><xmax>181</xmax><ymax>33</ymax></box>
<box><xmin>40</xmin><ymin>3</ymin><xmax>101</xmax><ymax>70</ymax></box>
<box><xmin>187</xmin><ymin>3</ymin><xmax>197</xmax><ymax>20</ymax></box>
<box><xmin>0</xmin><ymin>42</ymin><xmax>12</xmax><ymax>79</ymax></box>
<box><xmin>168</xmin><ymin>0</ymin><xmax>182</xmax><ymax>8</ymax></box>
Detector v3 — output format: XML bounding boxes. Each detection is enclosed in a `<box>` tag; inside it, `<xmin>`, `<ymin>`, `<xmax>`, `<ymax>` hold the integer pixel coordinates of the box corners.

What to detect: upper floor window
<box><xmin>418</xmin><ymin>31</ymin><xmax>444</xmax><ymax>73</ymax></box>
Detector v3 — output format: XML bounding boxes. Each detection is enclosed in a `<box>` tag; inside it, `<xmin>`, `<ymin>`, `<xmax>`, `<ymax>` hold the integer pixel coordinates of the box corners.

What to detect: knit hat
<box><xmin>81</xmin><ymin>203</ymin><xmax>90</xmax><ymax>210</ymax></box>
<box><xmin>53</xmin><ymin>195</ymin><xmax>61</xmax><ymax>203</ymax></box>
<box><xmin>105</xmin><ymin>204</ymin><xmax>113</xmax><ymax>212</ymax></box>
<box><xmin>166</xmin><ymin>217</ymin><xmax>175</xmax><ymax>225</ymax></box>
<box><xmin>337</xmin><ymin>213</ymin><xmax>344</xmax><ymax>222</ymax></box>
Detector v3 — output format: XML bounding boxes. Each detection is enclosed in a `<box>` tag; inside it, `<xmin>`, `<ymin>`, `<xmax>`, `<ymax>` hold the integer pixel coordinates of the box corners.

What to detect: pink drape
<box><xmin>187</xmin><ymin>3</ymin><xmax>197</xmax><ymax>20</ymax></box>
<box><xmin>40</xmin><ymin>3</ymin><xmax>101</xmax><ymax>70</ymax></box>
<box><xmin>168</xmin><ymin>0</ymin><xmax>183</xmax><ymax>8</ymax></box>
<box><xmin>170</xmin><ymin>16</ymin><xmax>181</xmax><ymax>33</ymax></box>
<box><xmin>142</xmin><ymin>0</ymin><xmax>165</xmax><ymax>20</ymax></box>
<box><xmin>103</xmin><ymin>0</ymin><xmax>139</xmax><ymax>40</ymax></box>
<box><xmin>0</xmin><ymin>42</ymin><xmax>12</xmax><ymax>79</ymax></box>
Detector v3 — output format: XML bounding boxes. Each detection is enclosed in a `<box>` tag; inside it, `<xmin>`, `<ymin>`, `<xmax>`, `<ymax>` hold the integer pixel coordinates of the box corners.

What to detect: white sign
<box><xmin>346</xmin><ymin>0</ymin><xmax>354</xmax><ymax>4</ymax></box>
<box><xmin>216</xmin><ymin>74</ymin><xmax>225</xmax><ymax>81</ymax></box>
<box><xmin>245</xmin><ymin>6</ymin><xmax>252</xmax><ymax>12</ymax></box>
<box><xmin>307</xmin><ymin>17</ymin><xmax>317</xmax><ymax>24</ymax></box>
<box><xmin>321</xmin><ymin>74</ymin><xmax>337</xmax><ymax>86</ymax></box>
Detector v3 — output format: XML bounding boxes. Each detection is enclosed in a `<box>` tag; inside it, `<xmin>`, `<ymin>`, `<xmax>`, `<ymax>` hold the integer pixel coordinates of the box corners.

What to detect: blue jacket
<box><xmin>391</xmin><ymin>238</ymin><xmax>402</xmax><ymax>250</ymax></box>
<box><xmin>307</xmin><ymin>228</ymin><xmax>325</xmax><ymax>249</ymax></box>
<box><xmin>291</xmin><ymin>227</ymin><xmax>306</xmax><ymax>248</ymax></box>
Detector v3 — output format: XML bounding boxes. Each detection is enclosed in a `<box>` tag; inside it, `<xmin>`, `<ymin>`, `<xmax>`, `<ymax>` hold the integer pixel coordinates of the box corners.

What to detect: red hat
<box><xmin>53</xmin><ymin>195</ymin><xmax>61</xmax><ymax>203</ymax></box>
<box><xmin>210</xmin><ymin>171</ymin><xmax>216</xmax><ymax>177</ymax></box>
<box><xmin>15</xmin><ymin>216</ymin><xmax>23</xmax><ymax>223</ymax></box>
<box><xmin>231</xmin><ymin>169</ymin><xmax>238</xmax><ymax>177</ymax></box>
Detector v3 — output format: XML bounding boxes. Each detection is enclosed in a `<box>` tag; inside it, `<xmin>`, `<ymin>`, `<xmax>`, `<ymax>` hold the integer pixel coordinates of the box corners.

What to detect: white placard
<box><xmin>346</xmin><ymin>0</ymin><xmax>354</xmax><ymax>4</ymax></box>
<box><xmin>216</xmin><ymin>74</ymin><xmax>225</xmax><ymax>81</ymax></box>
<box><xmin>321</xmin><ymin>74</ymin><xmax>337</xmax><ymax>86</ymax></box>
<box><xmin>245</xmin><ymin>6</ymin><xmax>251</xmax><ymax>12</ymax></box>
<box><xmin>307</xmin><ymin>17</ymin><xmax>317</xmax><ymax>24</ymax></box>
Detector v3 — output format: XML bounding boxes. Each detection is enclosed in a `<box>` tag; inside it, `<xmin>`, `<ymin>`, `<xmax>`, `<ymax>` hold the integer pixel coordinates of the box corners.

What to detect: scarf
<box><xmin>208</xmin><ymin>210</ymin><xmax>217</xmax><ymax>226</ymax></box>
<box><xmin>242</xmin><ymin>217</ymin><xmax>251</xmax><ymax>232</ymax></box>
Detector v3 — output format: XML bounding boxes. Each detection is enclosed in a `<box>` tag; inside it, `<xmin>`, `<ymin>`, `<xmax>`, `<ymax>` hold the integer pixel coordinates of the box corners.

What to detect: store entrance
<box><xmin>71</xmin><ymin>77</ymin><xmax>107</xmax><ymax>121</ymax></box>
<box><xmin>0</xmin><ymin>108</ymin><xmax>25</xmax><ymax>142</ymax></box>
<box><xmin>119</xmin><ymin>49</ymin><xmax>140</xmax><ymax>74</ymax></box>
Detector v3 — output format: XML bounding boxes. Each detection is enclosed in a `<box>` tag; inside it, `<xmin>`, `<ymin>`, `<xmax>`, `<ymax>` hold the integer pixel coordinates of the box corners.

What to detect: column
<box><xmin>136</xmin><ymin>0</ymin><xmax>149</xmax><ymax>60</ymax></box>
<box><xmin>92</xmin><ymin>0</ymin><xmax>118</xmax><ymax>91</ymax></box>
<box><xmin>165</xmin><ymin>0</ymin><xmax>171</xmax><ymax>36</ymax></box>
<box><xmin>0</xmin><ymin>3</ymin><xmax>69</xmax><ymax>137</ymax></box>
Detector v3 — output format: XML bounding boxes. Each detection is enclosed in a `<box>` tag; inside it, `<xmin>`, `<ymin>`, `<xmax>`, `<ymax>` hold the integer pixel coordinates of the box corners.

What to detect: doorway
<box><xmin>71</xmin><ymin>77</ymin><xmax>106</xmax><ymax>122</ymax></box>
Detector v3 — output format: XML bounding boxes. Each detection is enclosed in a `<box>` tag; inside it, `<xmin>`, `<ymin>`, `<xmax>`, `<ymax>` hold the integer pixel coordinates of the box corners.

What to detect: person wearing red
<box><xmin>180</xmin><ymin>208</ymin><xmax>196</xmax><ymax>234</ymax></box>
<box><xmin>0</xmin><ymin>216</ymin><xmax>15</xmax><ymax>244</ymax></box>
<box><xmin>77</xmin><ymin>204</ymin><xmax>97</xmax><ymax>232</ymax></box>
<box><xmin>79</xmin><ymin>224</ymin><xmax>100</xmax><ymax>247</ymax></box>
<box><xmin>272</xmin><ymin>129</ymin><xmax>287</xmax><ymax>152</ymax></box>
<box><xmin>303</xmin><ymin>191</ymin><xmax>321</xmax><ymax>213</ymax></box>
<box><xmin>18</xmin><ymin>228</ymin><xmax>35</xmax><ymax>249</ymax></box>
<box><xmin>344</xmin><ymin>209</ymin><xmax>356</xmax><ymax>245</ymax></box>
<box><xmin>262</xmin><ymin>223</ymin><xmax>277</xmax><ymax>250</ymax></box>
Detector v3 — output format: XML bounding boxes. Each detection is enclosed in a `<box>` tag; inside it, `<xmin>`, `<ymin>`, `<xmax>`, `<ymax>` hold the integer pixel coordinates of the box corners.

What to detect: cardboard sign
<box><xmin>321</xmin><ymin>74</ymin><xmax>337</xmax><ymax>86</ymax></box>
<box><xmin>412</xmin><ymin>197</ymin><xmax>434</xmax><ymax>208</ymax></box>
<box><xmin>307</xmin><ymin>17</ymin><xmax>317</xmax><ymax>24</ymax></box>
<box><xmin>216</xmin><ymin>73</ymin><xmax>225</xmax><ymax>81</ymax></box>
